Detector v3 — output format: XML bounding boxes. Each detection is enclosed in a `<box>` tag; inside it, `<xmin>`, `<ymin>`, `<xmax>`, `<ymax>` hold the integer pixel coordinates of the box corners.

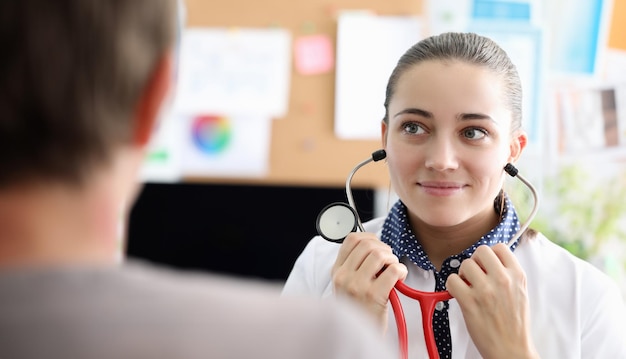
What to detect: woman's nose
<box><xmin>424</xmin><ymin>137</ymin><xmax>459</xmax><ymax>171</ymax></box>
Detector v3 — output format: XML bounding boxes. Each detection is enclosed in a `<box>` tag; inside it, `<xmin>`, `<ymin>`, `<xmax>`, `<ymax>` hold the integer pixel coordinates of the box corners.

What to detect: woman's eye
<box><xmin>462</xmin><ymin>127</ymin><xmax>487</xmax><ymax>140</ymax></box>
<box><xmin>403</xmin><ymin>122</ymin><xmax>426</xmax><ymax>135</ymax></box>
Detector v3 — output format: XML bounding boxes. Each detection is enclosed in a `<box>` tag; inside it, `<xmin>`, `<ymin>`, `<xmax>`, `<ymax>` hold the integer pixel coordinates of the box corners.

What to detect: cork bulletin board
<box><xmin>181</xmin><ymin>0</ymin><xmax>423</xmax><ymax>188</ymax></box>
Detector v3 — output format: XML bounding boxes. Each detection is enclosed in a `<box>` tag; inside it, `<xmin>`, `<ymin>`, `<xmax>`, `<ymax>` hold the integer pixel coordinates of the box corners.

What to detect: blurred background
<box><xmin>126</xmin><ymin>0</ymin><xmax>626</xmax><ymax>296</ymax></box>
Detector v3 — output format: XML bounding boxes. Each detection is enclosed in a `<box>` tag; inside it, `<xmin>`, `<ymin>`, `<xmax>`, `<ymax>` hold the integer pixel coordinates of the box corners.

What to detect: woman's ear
<box><xmin>133</xmin><ymin>50</ymin><xmax>174</xmax><ymax>147</ymax></box>
<box><xmin>381</xmin><ymin>120</ymin><xmax>389</xmax><ymax>149</ymax></box>
<box><xmin>508</xmin><ymin>130</ymin><xmax>528</xmax><ymax>163</ymax></box>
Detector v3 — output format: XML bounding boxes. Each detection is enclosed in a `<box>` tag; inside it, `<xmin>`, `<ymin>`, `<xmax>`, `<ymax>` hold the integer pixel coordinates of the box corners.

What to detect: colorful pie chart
<box><xmin>191</xmin><ymin>114</ymin><xmax>232</xmax><ymax>154</ymax></box>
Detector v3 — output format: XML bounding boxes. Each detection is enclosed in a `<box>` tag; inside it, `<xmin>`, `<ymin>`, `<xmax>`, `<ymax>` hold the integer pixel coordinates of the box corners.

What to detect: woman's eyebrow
<box><xmin>457</xmin><ymin>113</ymin><xmax>497</xmax><ymax>123</ymax></box>
<box><xmin>393</xmin><ymin>108</ymin><xmax>497</xmax><ymax>124</ymax></box>
<box><xmin>393</xmin><ymin>108</ymin><xmax>433</xmax><ymax>119</ymax></box>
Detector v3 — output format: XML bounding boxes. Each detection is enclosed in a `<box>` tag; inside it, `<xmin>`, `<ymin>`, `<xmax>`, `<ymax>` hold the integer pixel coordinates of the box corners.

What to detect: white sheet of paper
<box><xmin>334</xmin><ymin>13</ymin><xmax>423</xmax><ymax>139</ymax></box>
<box><xmin>174</xmin><ymin>28</ymin><xmax>292</xmax><ymax>118</ymax></box>
<box><xmin>179</xmin><ymin>113</ymin><xmax>272</xmax><ymax>178</ymax></box>
<box><xmin>554</xmin><ymin>84</ymin><xmax>626</xmax><ymax>161</ymax></box>
<box><xmin>603</xmin><ymin>49</ymin><xmax>626</xmax><ymax>83</ymax></box>
<box><xmin>139</xmin><ymin>108</ymin><xmax>183</xmax><ymax>183</ymax></box>
<box><xmin>557</xmin><ymin>87</ymin><xmax>606</xmax><ymax>153</ymax></box>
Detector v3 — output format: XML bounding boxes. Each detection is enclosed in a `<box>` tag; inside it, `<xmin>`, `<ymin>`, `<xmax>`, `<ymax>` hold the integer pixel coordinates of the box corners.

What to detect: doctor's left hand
<box><xmin>446</xmin><ymin>243</ymin><xmax>540</xmax><ymax>359</ymax></box>
<box><xmin>331</xmin><ymin>232</ymin><xmax>408</xmax><ymax>334</ymax></box>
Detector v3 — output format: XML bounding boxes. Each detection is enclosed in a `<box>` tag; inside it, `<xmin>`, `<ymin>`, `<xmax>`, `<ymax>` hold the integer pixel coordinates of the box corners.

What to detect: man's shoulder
<box><xmin>112</xmin><ymin>261</ymin><xmax>397</xmax><ymax>358</ymax></box>
<box><xmin>0</xmin><ymin>260</ymin><xmax>396</xmax><ymax>359</ymax></box>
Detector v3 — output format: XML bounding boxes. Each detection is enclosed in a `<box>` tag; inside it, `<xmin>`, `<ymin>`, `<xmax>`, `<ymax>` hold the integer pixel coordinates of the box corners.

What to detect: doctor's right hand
<box><xmin>331</xmin><ymin>232</ymin><xmax>408</xmax><ymax>334</ymax></box>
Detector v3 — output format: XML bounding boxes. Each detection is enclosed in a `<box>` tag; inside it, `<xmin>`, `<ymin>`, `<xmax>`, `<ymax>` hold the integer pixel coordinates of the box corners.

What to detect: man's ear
<box><xmin>508</xmin><ymin>129</ymin><xmax>528</xmax><ymax>163</ymax></box>
<box><xmin>133</xmin><ymin>51</ymin><xmax>174</xmax><ymax>147</ymax></box>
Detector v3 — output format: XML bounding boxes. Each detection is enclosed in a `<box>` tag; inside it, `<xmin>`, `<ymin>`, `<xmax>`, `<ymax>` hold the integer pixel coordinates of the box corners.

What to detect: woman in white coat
<box><xmin>282</xmin><ymin>32</ymin><xmax>626</xmax><ymax>359</ymax></box>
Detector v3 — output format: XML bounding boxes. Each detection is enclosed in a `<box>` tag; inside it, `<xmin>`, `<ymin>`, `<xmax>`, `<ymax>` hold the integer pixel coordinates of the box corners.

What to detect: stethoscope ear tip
<box><xmin>372</xmin><ymin>149</ymin><xmax>387</xmax><ymax>161</ymax></box>
<box><xmin>504</xmin><ymin>163</ymin><xmax>518</xmax><ymax>177</ymax></box>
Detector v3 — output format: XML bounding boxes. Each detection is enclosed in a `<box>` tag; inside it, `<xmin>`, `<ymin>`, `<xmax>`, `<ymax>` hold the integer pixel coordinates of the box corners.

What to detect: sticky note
<box><xmin>294</xmin><ymin>34</ymin><xmax>334</xmax><ymax>75</ymax></box>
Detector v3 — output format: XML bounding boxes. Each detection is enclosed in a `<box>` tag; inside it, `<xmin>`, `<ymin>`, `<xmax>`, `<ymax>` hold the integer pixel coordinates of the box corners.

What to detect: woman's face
<box><xmin>382</xmin><ymin>60</ymin><xmax>526</xmax><ymax>228</ymax></box>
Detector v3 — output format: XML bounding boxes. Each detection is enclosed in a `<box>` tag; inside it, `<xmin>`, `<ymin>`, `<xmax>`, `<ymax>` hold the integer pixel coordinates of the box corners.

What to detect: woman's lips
<box><xmin>418</xmin><ymin>181</ymin><xmax>465</xmax><ymax>196</ymax></box>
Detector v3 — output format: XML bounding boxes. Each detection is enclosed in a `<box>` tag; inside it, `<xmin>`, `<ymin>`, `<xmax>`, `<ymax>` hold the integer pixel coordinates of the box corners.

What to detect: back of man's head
<box><xmin>0</xmin><ymin>0</ymin><xmax>177</xmax><ymax>189</ymax></box>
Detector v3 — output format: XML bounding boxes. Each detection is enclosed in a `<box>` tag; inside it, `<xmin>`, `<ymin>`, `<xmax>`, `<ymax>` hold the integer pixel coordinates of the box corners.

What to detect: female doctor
<box><xmin>282</xmin><ymin>32</ymin><xmax>626</xmax><ymax>358</ymax></box>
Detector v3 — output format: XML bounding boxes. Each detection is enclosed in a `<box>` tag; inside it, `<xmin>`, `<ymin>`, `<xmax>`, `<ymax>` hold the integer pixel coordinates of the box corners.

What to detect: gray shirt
<box><xmin>0</xmin><ymin>260</ymin><xmax>396</xmax><ymax>359</ymax></box>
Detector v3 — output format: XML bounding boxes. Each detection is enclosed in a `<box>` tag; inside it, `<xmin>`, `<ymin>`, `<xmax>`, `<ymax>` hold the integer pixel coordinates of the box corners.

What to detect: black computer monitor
<box><xmin>126</xmin><ymin>182</ymin><xmax>375</xmax><ymax>282</ymax></box>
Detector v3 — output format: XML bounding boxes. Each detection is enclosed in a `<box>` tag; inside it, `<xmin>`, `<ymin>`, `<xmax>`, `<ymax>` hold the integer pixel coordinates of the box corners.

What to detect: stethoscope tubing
<box><xmin>345</xmin><ymin>149</ymin><xmax>386</xmax><ymax>232</ymax></box>
<box><xmin>390</xmin><ymin>282</ymin><xmax>454</xmax><ymax>359</ymax></box>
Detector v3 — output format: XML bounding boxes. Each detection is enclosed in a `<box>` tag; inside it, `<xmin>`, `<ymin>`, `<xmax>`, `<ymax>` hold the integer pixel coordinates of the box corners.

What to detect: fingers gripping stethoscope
<box><xmin>316</xmin><ymin>149</ymin><xmax>539</xmax><ymax>359</ymax></box>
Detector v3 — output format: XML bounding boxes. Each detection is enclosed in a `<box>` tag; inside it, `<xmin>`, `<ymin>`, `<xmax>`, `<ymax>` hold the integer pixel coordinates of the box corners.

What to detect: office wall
<box><xmin>180</xmin><ymin>0</ymin><xmax>423</xmax><ymax>188</ymax></box>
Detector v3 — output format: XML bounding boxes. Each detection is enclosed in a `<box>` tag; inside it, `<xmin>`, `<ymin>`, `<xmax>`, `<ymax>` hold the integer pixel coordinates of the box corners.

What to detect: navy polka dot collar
<box><xmin>380</xmin><ymin>193</ymin><xmax>521</xmax><ymax>271</ymax></box>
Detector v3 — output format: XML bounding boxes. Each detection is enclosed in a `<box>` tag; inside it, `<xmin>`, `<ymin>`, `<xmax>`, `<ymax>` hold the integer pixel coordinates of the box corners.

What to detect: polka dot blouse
<box><xmin>380</xmin><ymin>192</ymin><xmax>521</xmax><ymax>359</ymax></box>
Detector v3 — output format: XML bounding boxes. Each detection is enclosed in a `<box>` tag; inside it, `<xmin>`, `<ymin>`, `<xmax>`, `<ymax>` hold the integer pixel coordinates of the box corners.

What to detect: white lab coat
<box><xmin>282</xmin><ymin>217</ymin><xmax>626</xmax><ymax>359</ymax></box>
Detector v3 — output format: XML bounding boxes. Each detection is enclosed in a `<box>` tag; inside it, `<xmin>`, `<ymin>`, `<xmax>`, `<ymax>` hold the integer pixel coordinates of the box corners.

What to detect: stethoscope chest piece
<box><xmin>315</xmin><ymin>202</ymin><xmax>358</xmax><ymax>243</ymax></box>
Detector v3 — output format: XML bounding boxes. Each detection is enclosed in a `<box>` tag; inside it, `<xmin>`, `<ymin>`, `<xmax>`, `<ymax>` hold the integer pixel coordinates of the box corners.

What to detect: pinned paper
<box><xmin>334</xmin><ymin>13</ymin><xmax>423</xmax><ymax>139</ymax></box>
<box><xmin>555</xmin><ymin>85</ymin><xmax>626</xmax><ymax>155</ymax></box>
<box><xmin>139</xmin><ymin>108</ymin><xmax>183</xmax><ymax>183</ymax></box>
<box><xmin>179</xmin><ymin>113</ymin><xmax>272</xmax><ymax>178</ymax></box>
<box><xmin>174</xmin><ymin>27</ymin><xmax>292</xmax><ymax>118</ymax></box>
<box><xmin>294</xmin><ymin>34</ymin><xmax>334</xmax><ymax>75</ymax></box>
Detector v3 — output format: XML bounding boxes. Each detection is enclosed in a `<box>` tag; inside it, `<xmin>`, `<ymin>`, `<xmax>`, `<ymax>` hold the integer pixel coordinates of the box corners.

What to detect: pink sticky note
<box><xmin>294</xmin><ymin>34</ymin><xmax>334</xmax><ymax>75</ymax></box>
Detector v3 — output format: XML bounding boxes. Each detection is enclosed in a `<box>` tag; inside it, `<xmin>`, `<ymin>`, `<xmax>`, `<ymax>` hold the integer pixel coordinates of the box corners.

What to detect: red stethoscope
<box><xmin>316</xmin><ymin>149</ymin><xmax>539</xmax><ymax>359</ymax></box>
